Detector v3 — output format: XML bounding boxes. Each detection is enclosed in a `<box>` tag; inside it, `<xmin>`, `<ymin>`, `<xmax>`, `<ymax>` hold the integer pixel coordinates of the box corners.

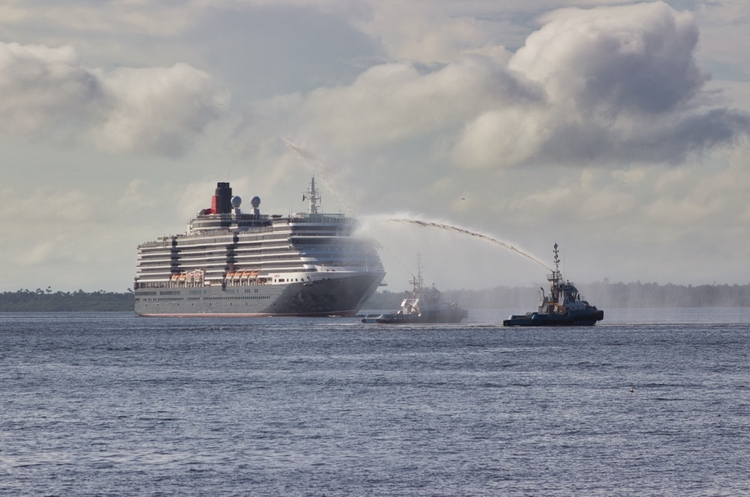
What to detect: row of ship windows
<box><xmin>141</xmin><ymin>249</ymin><xmax>365</xmax><ymax>256</ymax></box>
<box><xmin>141</xmin><ymin>230</ymin><xmax>351</xmax><ymax>246</ymax></box>
<box><xmin>141</xmin><ymin>246</ymin><xmax>363</xmax><ymax>253</ymax></box>
<box><xmin>140</xmin><ymin>248</ymin><xmax>286</xmax><ymax>255</ymax></box>
<box><xmin>142</xmin><ymin>240</ymin><xmax>356</xmax><ymax>247</ymax></box>
<box><xmin>137</xmin><ymin>267</ymin><xmax>316</xmax><ymax>275</ymax></box>
<box><xmin>181</xmin><ymin>245</ymin><xmax>291</xmax><ymax>252</ymax></box>
<box><xmin>137</xmin><ymin>256</ymin><xmax>330</xmax><ymax>265</ymax></box>
<box><xmin>138</xmin><ymin>256</ymin><xmax>295</xmax><ymax>264</ymax></box>
<box><xmin>138</xmin><ymin>263</ymin><xmax>352</xmax><ymax>273</ymax></box>
<box><xmin>138</xmin><ymin>256</ymin><xmax>365</xmax><ymax>266</ymax></box>
<box><xmin>140</xmin><ymin>254</ymin><xmax>349</xmax><ymax>263</ymax></box>
<box><xmin>140</xmin><ymin>238</ymin><xmax>289</xmax><ymax>249</ymax></box>
<box><xmin>136</xmin><ymin>289</ymin><xmax>263</xmax><ymax>295</ymax></box>
<box><xmin>137</xmin><ymin>262</ymin><xmax>306</xmax><ymax>269</ymax></box>
<box><xmin>137</xmin><ymin>268</ymin><xmax>306</xmax><ymax>275</ymax></box>
<box><xmin>140</xmin><ymin>244</ymin><xmax>357</xmax><ymax>253</ymax></box>
<box><xmin>136</xmin><ymin>296</ymin><xmax>272</xmax><ymax>302</ymax></box>
<box><xmin>140</xmin><ymin>243</ymin><xmax>355</xmax><ymax>255</ymax></box>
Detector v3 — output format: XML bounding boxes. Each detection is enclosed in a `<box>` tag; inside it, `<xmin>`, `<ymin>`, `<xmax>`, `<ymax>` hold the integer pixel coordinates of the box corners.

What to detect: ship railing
<box><xmin>288</xmin><ymin>213</ymin><xmax>348</xmax><ymax>223</ymax></box>
<box><xmin>190</xmin><ymin>225</ymin><xmax>276</xmax><ymax>236</ymax></box>
<box><xmin>138</xmin><ymin>240</ymin><xmax>174</xmax><ymax>249</ymax></box>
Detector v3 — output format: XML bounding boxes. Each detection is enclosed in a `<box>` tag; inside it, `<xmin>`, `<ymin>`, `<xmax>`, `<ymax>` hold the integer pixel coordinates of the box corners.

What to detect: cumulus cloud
<box><xmin>255</xmin><ymin>55</ymin><xmax>541</xmax><ymax>156</ymax></box>
<box><xmin>351</xmin><ymin>1</ymin><xmax>495</xmax><ymax>63</ymax></box>
<box><xmin>90</xmin><ymin>63</ymin><xmax>228</xmax><ymax>155</ymax></box>
<box><xmin>0</xmin><ymin>43</ymin><xmax>101</xmax><ymax>135</ymax></box>
<box><xmin>254</xmin><ymin>1</ymin><xmax>749</xmax><ymax>169</ymax></box>
<box><xmin>467</xmin><ymin>2</ymin><xmax>750</xmax><ymax>167</ymax></box>
<box><xmin>511</xmin><ymin>2</ymin><xmax>706</xmax><ymax>115</ymax></box>
<box><xmin>0</xmin><ymin>41</ymin><xmax>228</xmax><ymax>155</ymax></box>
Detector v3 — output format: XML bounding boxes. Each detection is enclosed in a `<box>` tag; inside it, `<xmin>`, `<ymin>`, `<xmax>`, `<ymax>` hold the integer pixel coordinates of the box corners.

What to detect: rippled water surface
<box><xmin>2</xmin><ymin>310</ymin><xmax>750</xmax><ymax>496</ymax></box>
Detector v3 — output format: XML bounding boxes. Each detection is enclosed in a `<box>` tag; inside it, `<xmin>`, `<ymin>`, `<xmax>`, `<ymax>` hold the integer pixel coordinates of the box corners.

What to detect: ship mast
<box><xmin>543</xmin><ymin>242</ymin><xmax>563</xmax><ymax>305</ymax></box>
<box><xmin>552</xmin><ymin>243</ymin><xmax>561</xmax><ymax>283</ymax></box>
<box><xmin>409</xmin><ymin>254</ymin><xmax>424</xmax><ymax>295</ymax></box>
<box><xmin>304</xmin><ymin>176</ymin><xmax>321</xmax><ymax>215</ymax></box>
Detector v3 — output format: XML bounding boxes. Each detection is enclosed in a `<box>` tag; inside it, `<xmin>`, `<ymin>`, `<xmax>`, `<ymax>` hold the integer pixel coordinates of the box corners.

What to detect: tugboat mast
<box><xmin>549</xmin><ymin>242</ymin><xmax>562</xmax><ymax>286</ymax></box>
<box><xmin>545</xmin><ymin>243</ymin><xmax>563</xmax><ymax>304</ymax></box>
<box><xmin>409</xmin><ymin>254</ymin><xmax>424</xmax><ymax>295</ymax></box>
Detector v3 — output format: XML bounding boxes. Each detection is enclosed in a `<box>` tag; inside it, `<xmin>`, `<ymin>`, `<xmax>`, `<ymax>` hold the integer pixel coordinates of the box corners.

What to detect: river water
<box><xmin>2</xmin><ymin>310</ymin><xmax>749</xmax><ymax>496</ymax></box>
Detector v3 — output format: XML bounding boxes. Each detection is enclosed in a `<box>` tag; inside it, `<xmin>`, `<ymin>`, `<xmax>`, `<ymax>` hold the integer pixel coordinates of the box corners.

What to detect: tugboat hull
<box><xmin>364</xmin><ymin>307</ymin><xmax>469</xmax><ymax>324</ymax></box>
<box><xmin>503</xmin><ymin>309</ymin><xmax>604</xmax><ymax>327</ymax></box>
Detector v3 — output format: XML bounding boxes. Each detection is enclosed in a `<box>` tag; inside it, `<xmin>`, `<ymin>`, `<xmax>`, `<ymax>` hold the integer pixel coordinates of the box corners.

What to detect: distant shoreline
<box><xmin>0</xmin><ymin>290</ymin><xmax>134</xmax><ymax>312</ymax></box>
<box><xmin>3</xmin><ymin>282</ymin><xmax>750</xmax><ymax>312</ymax></box>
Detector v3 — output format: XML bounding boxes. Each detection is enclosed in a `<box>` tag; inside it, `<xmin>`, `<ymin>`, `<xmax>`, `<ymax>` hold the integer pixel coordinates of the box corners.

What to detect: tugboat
<box><xmin>503</xmin><ymin>243</ymin><xmax>603</xmax><ymax>327</ymax></box>
<box><xmin>362</xmin><ymin>258</ymin><xmax>468</xmax><ymax>324</ymax></box>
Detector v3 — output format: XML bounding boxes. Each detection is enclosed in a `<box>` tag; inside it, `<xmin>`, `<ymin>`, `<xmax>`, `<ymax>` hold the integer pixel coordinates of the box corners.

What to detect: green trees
<box><xmin>4</xmin><ymin>283</ymin><xmax>750</xmax><ymax>312</ymax></box>
<box><xmin>0</xmin><ymin>289</ymin><xmax>134</xmax><ymax>312</ymax></box>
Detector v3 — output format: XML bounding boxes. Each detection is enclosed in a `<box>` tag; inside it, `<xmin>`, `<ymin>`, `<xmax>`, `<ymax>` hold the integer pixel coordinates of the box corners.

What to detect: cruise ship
<box><xmin>134</xmin><ymin>178</ymin><xmax>386</xmax><ymax>317</ymax></box>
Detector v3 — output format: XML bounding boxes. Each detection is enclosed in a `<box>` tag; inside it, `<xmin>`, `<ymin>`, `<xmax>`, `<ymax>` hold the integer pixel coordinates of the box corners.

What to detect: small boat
<box><xmin>503</xmin><ymin>243</ymin><xmax>603</xmax><ymax>327</ymax></box>
<box><xmin>362</xmin><ymin>258</ymin><xmax>468</xmax><ymax>324</ymax></box>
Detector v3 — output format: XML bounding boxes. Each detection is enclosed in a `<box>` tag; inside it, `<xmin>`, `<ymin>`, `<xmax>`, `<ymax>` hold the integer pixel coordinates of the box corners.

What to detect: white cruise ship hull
<box><xmin>135</xmin><ymin>272</ymin><xmax>384</xmax><ymax>317</ymax></box>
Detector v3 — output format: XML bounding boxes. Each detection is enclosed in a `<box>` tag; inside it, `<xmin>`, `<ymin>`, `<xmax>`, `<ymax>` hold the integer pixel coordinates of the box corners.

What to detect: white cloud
<box><xmin>497</xmin><ymin>1</ymin><xmax>750</xmax><ymax>166</ymax></box>
<box><xmin>352</xmin><ymin>1</ymin><xmax>493</xmax><ymax>63</ymax></box>
<box><xmin>90</xmin><ymin>63</ymin><xmax>228</xmax><ymax>155</ymax></box>
<box><xmin>452</xmin><ymin>108</ymin><xmax>549</xmax><ymax>168</ymax></box>
<box><xmin>248</xmin><ymin>1</ymin><xmax>750</xmax><ymax>172</ymax></box>
<box><xmin>511</xmin><ymin>2</ymin><xmax>706</xmax><ymax>115</ymax></box>
<box><xmin>0</xmin><ymin>41</ymin><xmax>228</xmax><ymax>155</ymax></box>
<box><xmin>0</xmin><ymin>42</ymin><xmax>101</xmax><ymax>136</ymax></box>
<box><xmin>253</xmin><ymin>54</ymin><xmax>540</xmax><ymax>157</ymax></box>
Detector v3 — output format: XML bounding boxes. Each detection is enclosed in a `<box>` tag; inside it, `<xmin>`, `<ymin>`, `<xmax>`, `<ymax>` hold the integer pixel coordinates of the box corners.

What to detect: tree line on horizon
<box><xmin>2</xmin><ymin>281</ymin><xmax>750</xmax><ymax>312</ymax></box>
<box><xmin>0</xmin><ymin>288</ymin><xmax>134</xmax><ymax>312</ymax></box>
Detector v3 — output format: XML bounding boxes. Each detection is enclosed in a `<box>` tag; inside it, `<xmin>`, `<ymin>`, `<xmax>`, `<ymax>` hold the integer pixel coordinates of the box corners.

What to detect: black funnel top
<box><xmin>215</xmin><ymin>182</ymin><xmax>233</xmax><ymax>214</ymax></box>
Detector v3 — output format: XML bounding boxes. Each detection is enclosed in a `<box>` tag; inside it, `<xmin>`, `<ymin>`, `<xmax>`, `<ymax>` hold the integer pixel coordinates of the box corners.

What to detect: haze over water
<box><xmin>3</xmin><ymin>311</ymin><xmax>750</xmax><ymax>496</ymax></box>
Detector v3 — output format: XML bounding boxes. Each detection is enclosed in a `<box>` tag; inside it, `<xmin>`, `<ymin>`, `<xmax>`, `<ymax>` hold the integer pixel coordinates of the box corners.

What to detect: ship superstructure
<box><xmin>134</xmin><ymin>178</ymin><xmax>385</xmax><ymax>316</ymax></box>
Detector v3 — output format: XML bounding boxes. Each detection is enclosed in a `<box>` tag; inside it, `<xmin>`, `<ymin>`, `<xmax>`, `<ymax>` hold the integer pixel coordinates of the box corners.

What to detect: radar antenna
<box><xmin>303</xmin><ymin>176</ymin><xmax>321</xmax><ymax>215</ymax></box>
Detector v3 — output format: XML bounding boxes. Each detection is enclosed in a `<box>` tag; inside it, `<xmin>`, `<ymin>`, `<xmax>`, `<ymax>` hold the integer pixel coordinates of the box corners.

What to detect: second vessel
<box><xmin>362</xmin><ymin>259</ymin><xmax>468</xmax><ymax>324</ymax></box>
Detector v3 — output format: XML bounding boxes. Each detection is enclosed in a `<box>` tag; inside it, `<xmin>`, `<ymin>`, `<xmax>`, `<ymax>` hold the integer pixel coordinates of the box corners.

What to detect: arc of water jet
<box><xmin>386</xmin><ymin>218</ymin><xmax>553</xmax><ymax>272</ymax></box>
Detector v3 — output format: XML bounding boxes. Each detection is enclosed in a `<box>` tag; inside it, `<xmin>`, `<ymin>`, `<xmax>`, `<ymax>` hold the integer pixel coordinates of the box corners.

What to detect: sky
<box><xmin>1</xmin><ymin>0</ymin><xmax>750</xmax><ymax>293</ymax></box>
